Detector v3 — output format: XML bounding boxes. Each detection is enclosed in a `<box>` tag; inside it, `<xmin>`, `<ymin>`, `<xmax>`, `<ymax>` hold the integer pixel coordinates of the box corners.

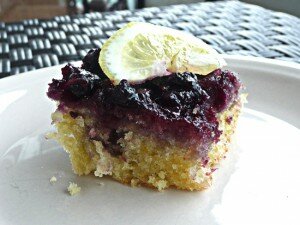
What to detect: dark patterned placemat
<box><xmin>0</xmin><ymin>1</ymin><xmax>300</xmax><ymax>78</ymax></box>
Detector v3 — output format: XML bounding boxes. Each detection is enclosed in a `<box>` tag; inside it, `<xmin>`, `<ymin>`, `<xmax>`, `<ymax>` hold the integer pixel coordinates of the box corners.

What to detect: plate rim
<box><xmin>0</xmin><ymin>55</ymin><xmax>299</xmax><ymax>88</ymax></box>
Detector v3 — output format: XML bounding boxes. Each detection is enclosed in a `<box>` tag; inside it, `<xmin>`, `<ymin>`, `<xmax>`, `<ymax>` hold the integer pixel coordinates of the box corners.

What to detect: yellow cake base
<box><xmin>49</xmin><ymin>99</ymin><xmax>243</xmax><ymax>191</ymax></box>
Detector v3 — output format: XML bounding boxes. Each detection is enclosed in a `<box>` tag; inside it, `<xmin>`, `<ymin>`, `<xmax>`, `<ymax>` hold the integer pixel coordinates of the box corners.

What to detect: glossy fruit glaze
<box><xmin>48</xmin><ymin>48</ymin><xmax>241</xmax><ymax>158</ymax></box>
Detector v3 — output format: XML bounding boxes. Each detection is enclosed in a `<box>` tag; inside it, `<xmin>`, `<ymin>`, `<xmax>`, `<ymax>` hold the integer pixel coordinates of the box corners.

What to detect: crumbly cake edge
<box><xmin>48</xmin><ymin>96</ymin><xmax>245</xmax><ymax>191</ymax></box>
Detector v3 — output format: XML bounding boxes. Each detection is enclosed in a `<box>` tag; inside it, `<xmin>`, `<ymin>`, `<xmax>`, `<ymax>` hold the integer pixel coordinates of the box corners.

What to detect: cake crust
<box><xmin>49</xmin><ymin>97</ymin><xmax>243</xmax><ymax>191</ymax></box>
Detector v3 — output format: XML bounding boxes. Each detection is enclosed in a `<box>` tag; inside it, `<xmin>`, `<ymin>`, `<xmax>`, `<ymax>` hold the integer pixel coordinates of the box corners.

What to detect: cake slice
<box><xmin>47</xmin><ymin>22</ymin><xmax>244</xmax><ymax>191</ymax></box>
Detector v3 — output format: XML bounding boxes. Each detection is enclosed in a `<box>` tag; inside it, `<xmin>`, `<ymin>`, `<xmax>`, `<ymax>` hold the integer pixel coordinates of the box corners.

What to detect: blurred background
<box><xmin>1</xmin><ymin>0</ymin><xmax>299</xmax><ymax>22</ymax></box>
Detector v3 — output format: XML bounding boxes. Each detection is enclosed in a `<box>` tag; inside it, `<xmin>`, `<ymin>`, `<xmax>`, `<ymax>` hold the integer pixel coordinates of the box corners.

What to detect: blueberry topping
<box><xmin>81</xmin><ymin>48</ymin><xmax>107</xmax><ymax>78</ymax></box>
<box><xmin>47</xmin><ymin>48</ymin><xmax>242</xmax><ymax>157</ymax></box>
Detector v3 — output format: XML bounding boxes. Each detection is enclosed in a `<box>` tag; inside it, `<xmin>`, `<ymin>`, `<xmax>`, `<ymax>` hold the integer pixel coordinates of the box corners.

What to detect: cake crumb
<box><xmin>158</xmin><ymin>171</ymin><xmax>166</xmax><ymax>179</ymax></box>
<box><xmin>157</xmin><ymin>180</ymin><xmax>167</xmax><ymax>191</ymax></box>
<box><xmin>130</xmin><ymin>178</ymin><xmax>139</xmax><ymax>187</ymax></box>
<box><xmin>49</xmin><ymin>176</ymin><xmax>57</xmax><ymax>184</ymax></box>
<box><xmin>67</xmin><ymin>182</ymin><xmax>81</xmax><ymax>196</ymax></box>
<box><xmin>124</xmin><ymin>131</ymin><xmax>133</xmax><ymax>141</ymax></box>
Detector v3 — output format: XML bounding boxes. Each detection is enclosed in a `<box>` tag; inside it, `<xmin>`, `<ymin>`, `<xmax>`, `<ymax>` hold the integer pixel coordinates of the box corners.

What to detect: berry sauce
<box><xmin>48</xmin><ymin>48</ymin><xmax>242</xmax><ymax>158</ymax></box>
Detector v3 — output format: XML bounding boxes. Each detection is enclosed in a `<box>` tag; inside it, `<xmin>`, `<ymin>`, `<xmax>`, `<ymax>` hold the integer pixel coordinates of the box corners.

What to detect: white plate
<box><xmin>0</xmin><ymin>56</ymin><xmax>299</xmax><ymax>225</ymax></box>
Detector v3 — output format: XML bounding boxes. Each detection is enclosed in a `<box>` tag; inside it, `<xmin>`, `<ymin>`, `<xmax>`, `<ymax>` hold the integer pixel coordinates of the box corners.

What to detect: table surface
<box><xmin>0</xmin><ymin>0</ymin><xmax>300</xmax><ymax>78</ymax></box>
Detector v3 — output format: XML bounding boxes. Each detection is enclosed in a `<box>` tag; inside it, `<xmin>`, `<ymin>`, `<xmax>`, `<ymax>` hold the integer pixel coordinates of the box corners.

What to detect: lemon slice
<box><xmin>99</xmin><ymin>22</ymin><xmax>226</xmax><ymax>84</ymax></box>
